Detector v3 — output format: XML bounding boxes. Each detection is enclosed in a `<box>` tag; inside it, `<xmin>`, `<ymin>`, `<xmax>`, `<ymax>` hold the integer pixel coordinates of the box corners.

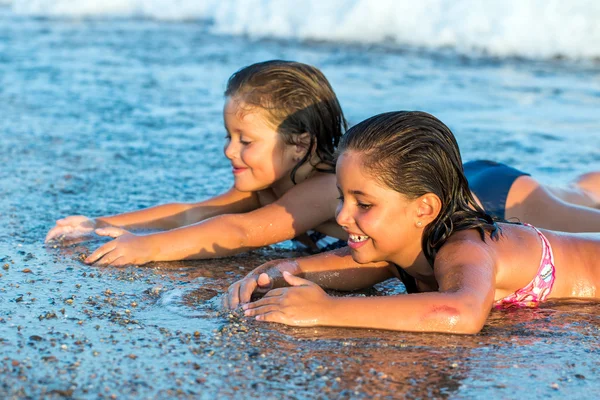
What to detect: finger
<box><xmin>226</xmin><ymin>282</ymin><xmax>242</xmax><ymax>310</ymax></box>
<box><xmin>45</xmin><ymin>228</ymin><xmax>60</xmax><ymax>243</ymax></box>
<box><xmin>238</xmin><ymin>278</ymin><xmax>258</xmax><ymax>304</ymax></box>
<box><xmin>262</xmin><ymin>288</ymin><xmax>286</xmax><ymax>298</ymax></box>
<box><xmin>244</xmin><ymin>304</ymin><xmax>281</xmax><ymax>317</ymax></box>
<box><xmin>85</xmin><ymin>242</ymin><xmax>117</xmax><ymax>264</ymax></box>
<box><xmin>93</xmin><ymin>251</ymin><xmax>122</xmax><ymax>267</ymax></box>
<box><xmin>55</xmin><ymin>218</ymin><xmax>69</xmax><ymax>226</ymax></box>
<box><xmin>107</xmin><ymin>256</ymin><xmax>128</xmax><ymax>268</ymax></box>
<box><xmin>256</xmin><ymin>272</ymin><xmax>272</xmax><ymax>288</ymax></box>
<box><xmin>95</xmin><ymin>227</ymin><xmax>127</xmax><ymax>238</ymax></box>
<box><xmin>45</xmin><ymin>226</ymin><xmax>71</xmax><ymax>243</ymax></box>
<box><xmin>282</xmin><ymin>271</ymin><xmax>313</xmax><ymax>287</ymax></box>
<box><xmin>254</xmin><ymin>310</ymin><xmax>285</xmax><ymax>323</ymax></box>
<box><xmin>243</xmin><ymin>296</ymin><xmax>282</xmax><ymax>310</ymax></box>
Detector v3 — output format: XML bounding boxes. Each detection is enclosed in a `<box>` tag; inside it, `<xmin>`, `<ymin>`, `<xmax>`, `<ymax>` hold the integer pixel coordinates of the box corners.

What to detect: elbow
<box><xmin>424</xmin><ymin>297</ymin><xmax>488</xmax><ymax>335</ymax></box>
<box><xmin>451</xmin><ymin>297</ymin><xmax>489</xmax><ymax>335</ymax></box>
<box><xmin>454</xmin><ymin>317</ymin><xmax>485</xmax><ymax>335</ymax></box>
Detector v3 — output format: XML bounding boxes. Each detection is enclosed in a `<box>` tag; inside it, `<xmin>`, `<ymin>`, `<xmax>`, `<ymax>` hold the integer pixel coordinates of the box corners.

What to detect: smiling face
<box><xmin>335</xmin><ymin>150</ymin><xmax>424</xmax><ymax>266</ymax></box>
<box><xmin>223</xmin><ymin>97</ymin><xmax>303</xmax><ymax>192</ymax></box>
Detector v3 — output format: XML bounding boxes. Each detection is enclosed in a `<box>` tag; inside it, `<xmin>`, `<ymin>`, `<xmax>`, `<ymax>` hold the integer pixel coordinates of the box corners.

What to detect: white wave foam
<box><xmin>7</xmin><ymin>0</ymin><xmax>600</xmax><ymax>60</ymax></box>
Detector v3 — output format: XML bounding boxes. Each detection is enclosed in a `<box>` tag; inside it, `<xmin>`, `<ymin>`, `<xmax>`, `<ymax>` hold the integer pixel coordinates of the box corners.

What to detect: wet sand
<box><xmin>1</xmin><ymin>238</ymin><xmax>599</xmax><ymax>398</ymax></box>
<box><xmin>2</xmin><ymin>9</ymin><xmax>600</xmax><ymax>398</ymax></box>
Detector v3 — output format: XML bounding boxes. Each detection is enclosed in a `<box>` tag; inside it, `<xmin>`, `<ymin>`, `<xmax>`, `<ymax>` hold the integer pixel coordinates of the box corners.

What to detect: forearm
<box><xmin>321</xmin><ymin>293</ymin><xmax>488</xmax><ymax>334</ymax></box>
<box><xmin>265</xmin><ymin>247</ymin><xmax>393</xmax><ymax>291</ymax></box>
<box><xmin>96</xmin><ymin>203</ymin><xmax>197</xmax><ymax>231</ymax></box>
<box><xmin>144</xmin><ymin>214</ymin><xmax>272</xmax><ymax>261</ymax></box>
<box><xmin>97</xmin><ymin>188</ymin><xmax>259</xmax><ymax>231</ymax></box>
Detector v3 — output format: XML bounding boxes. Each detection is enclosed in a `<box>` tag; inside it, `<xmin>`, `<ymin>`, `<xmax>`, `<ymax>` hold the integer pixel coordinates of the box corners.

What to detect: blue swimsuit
<box><xmin>293</xmin><ymin>230</ymin><xmax>347</xmax><ymax>253</ymax></box>
<box><xmin>464</xmin><ymin>160</ymin><xmax>530</xmax><ymax>220</ymax></box>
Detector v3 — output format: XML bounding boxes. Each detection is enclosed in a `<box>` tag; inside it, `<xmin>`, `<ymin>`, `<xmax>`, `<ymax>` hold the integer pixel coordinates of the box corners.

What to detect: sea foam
<box><xmin>6</xmin><ymin>0</ymin><xmax>600</xmax><ymax>60</ymax></box>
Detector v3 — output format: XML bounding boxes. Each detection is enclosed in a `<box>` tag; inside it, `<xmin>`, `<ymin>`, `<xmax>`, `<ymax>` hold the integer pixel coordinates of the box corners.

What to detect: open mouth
<box><xmin>348</xmin><ymin>234</ymin><xmax>369</xmax><ymax>243</ymax></box>
<box><xmin>347</xmin><ymin>233</ymin><xmax>370</xmax><ymax>249</ymax></box>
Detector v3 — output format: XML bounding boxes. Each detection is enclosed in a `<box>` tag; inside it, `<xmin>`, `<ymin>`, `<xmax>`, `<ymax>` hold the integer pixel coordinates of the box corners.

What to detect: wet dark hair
<box><xmin>225</xmin><ymin>60</ymin><xmax>347</xmax><ymax>183</ymax></box>
<box><xmin>338</xmin><ymin>111</ymin><xmax>500</xmax><ymax>266</ymax></box>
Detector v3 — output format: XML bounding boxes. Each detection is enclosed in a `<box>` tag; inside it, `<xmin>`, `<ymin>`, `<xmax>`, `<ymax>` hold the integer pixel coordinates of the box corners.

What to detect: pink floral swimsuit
<box><xmin>494</xmin><ymin>224</ymin><xmax>556</xmax><ymax>308</ymax></box>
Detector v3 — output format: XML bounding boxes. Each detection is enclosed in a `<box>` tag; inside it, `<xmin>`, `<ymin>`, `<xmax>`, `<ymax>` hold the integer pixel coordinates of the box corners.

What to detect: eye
<box><xmin>357</xmin><ymin>202</ymin><xmax>372</xmax><ymax>210</ymax></box>
<box><xmin>239</xmin><ymin>138</ymin><xmax>251</xmax><ymax>145</ymax></box>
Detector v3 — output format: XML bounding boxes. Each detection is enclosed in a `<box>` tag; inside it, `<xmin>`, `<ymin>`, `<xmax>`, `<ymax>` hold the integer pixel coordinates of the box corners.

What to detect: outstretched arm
<box><xmin>244</xmin><ymin>239</ymin><xmax>497</xmax><ymax>334</ymax></box>
<box><xmin>96</xmin><ymin>187</ymin><xmax>259</xmax><ymax>230</ymax></box>
<box><xmin>85</xmin><ymin>174</ymin><xmax>342</xmax><ymax>266</ymax></box>
<box><xmin>224</xmin><ymin>246</ymin><xmax>394</xmax><ymax>309</ymax></box>
<box><xmin>45</xmin><ymin>187</ymin><xmax>258</xmax><ymax>243</ymax></box>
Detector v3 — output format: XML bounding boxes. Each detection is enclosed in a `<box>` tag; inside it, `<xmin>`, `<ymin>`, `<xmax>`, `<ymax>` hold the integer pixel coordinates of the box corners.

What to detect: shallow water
<box><xmin>1</xmin><ymin>6</ymin><xmax>600</xmax><ymax>399</ymax></box>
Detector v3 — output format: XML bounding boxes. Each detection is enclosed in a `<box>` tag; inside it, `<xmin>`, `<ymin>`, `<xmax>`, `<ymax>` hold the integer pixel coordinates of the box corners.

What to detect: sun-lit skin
<box><xmin>51</xmin><ymin>94</ymin><xmax>346</xmax><ymax>267</ymax></box>
<box><xmin>223</xmin><ymin>97</ymin><xmax>306</xmax><ymax>196</ymax></box>
<box><xmin>235</xmin><ymin>149</ymin><xmax>600</xmax><ymax>334</ymax></box>
<box><xmin>334</xmin><ymin>151</ymin><xmax>431</xmax><ymax>275</ymax></box>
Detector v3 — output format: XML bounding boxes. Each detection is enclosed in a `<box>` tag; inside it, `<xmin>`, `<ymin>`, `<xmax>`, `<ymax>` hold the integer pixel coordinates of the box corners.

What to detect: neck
<box><xmin>271</xmin><ymin>158</ymin><xmax>326</xmax><ymax>198</ymax></box>
<box><xmin>389</xmin><ymin>239</ymin><xmax>434</xmax><ymax>280</ymax></box>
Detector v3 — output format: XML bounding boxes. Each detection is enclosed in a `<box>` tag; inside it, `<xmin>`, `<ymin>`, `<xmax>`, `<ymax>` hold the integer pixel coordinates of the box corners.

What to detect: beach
<box><xmin>1</xmin><ymin>1</ymin><xmax>600</xmax><ymax>398</ymax></box>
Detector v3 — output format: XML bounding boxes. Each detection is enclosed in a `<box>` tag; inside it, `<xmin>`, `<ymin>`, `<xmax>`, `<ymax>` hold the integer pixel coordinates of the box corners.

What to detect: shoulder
<box><xmin>435</xmin><ymin>229</ymin><xmax>497</xmax><ymax>273</ymax></box>
<box><xmin>283</xmin><ymin>172</ymin><xmax>338</xmax><ymax>199</ymax></box>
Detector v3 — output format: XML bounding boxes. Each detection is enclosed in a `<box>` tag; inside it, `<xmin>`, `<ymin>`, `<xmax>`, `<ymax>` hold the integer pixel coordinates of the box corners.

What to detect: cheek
<box><xmin>240</xmin><ymin>146</ymin><xmax>266</xmax><ymax>169</ymax></box>
<box><xmin>355</xmin><ymin>212</ymin><xmax>383</xmax><ymax>236</ymax></box>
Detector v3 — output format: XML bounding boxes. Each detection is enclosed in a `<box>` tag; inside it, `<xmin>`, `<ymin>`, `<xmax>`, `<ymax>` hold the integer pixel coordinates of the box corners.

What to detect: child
<box><xmin>230</xmin><ymin>111</ymin><xmax>600</xmax><ymax>334</ymax></box>
<box><xmin>46</xmin><ymin>60</ymin><xmax>349</xmax><ymax>266</ymax></box>
<box><xmin>46</xmin><ymin>60</ymin><xmax>600</xmax><ymax>267</ymax></box>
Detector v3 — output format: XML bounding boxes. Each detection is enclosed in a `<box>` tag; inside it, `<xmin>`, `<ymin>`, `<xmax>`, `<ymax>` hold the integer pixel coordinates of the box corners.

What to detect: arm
<box><xmin>244</xmin><ymin>239</ymin><xmax>497</xmax><ymax>334</ymax></box>
<box><xmin>85</xmin><ymin>174</ymin><xmax>342</xmax><ymax>265</ymax></box>
<box><xmin>45</xmin><ymin>187</ymin><xmax>259</xmax><ymax>243</ymax></box>
<box><xmin>224</xmin><ymin>246</ymin><xmax>394</xmax><ymax>309</ymax></box>
<box><xmin>96</xmin><ymin>187</ymin><xmax>259</xmax><ymax>230</ymax></box>
<box><xmin>274</xmin><ymin>246</ymin><xmax>393</xmax><ymax>290</ymax></box>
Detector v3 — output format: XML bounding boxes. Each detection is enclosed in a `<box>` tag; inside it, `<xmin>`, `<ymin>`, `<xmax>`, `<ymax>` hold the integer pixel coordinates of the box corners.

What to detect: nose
<box><xmin>335</xmin><ymin>199</ymin><xmax>353</xmax><ymax>229</ymax></box>
<box><xmin>223</xmin><ymin>139</ymin><xmax>237</xmax><ymax>161</ymax></box>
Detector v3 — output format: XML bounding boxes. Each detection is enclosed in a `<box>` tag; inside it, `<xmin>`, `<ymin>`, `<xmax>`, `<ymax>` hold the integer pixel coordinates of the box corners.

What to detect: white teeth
<box><xmin>349</xmin><ymin>234</ymin><xmax>369</xmax><ymax>242</ymax></box>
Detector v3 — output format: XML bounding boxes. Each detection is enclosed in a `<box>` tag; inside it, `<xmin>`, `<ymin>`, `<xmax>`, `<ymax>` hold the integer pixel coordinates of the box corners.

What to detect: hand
<box><xmin>84</xmin><ymin>228</ymin><xmax>153</xmax><ymax>267</ymax></box>
<box><xmin>224</xmin><ymin>259</ymin><xmax>301</xmax><ymax>310</ymax></box>
<box><xmin>45</xmin><ymin>215</ymin><xmax>97</xmax><ymax>243</ymax></box>
<box><xmin>242</xmin><ymin>272</ymin><xmax>331</xmax><ymax>327</ymax></box>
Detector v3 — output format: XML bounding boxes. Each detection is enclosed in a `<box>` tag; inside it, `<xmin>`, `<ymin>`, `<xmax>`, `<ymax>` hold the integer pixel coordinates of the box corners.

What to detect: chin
<box><xmin>350</xmin><ymin>250</ymin><xmax>379</xmax><ymax>265</ymax></box>
<box><xmin>234</xmin><ymin>177</ymin><xmax>272</xmax><ymax>192</ymax></box>
<box><xmin>233</xmin><ymin>180</ymin><xmax>259</xmax><ymax>192</ymax></box>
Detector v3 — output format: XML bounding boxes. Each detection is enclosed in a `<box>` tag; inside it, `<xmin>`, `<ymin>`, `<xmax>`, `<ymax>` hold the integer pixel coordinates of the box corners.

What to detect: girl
<box><xmin>231</xmin><ymin>111</ymin><xmax>600</xmax><ymax>334</ymax></box>
<box><xmin>46</xmin><ymin>60</ymin><xmax>349</xmax><ymax>266</ymax></box>
<box><xmin>46</xmin><ymin>60</ymin><xmax>600</xmax><ymax>267</ymax></box>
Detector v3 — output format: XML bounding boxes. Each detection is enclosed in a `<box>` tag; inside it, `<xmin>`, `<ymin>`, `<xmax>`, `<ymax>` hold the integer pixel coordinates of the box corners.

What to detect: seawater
<box><xmin>1</xmin><ymin>2</ymin><xmax>599</xmax><ymax>399</ymax></box>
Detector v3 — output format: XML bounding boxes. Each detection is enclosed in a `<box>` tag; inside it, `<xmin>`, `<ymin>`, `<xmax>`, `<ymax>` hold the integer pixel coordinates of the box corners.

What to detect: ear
<box><xmin>293</xmin><ymin>132</ymin><xmax>312</xmax><ymax>158</ymax></box>
<box><xmin>413</xmin><ymin>193</ymin><xmax>442</xmax><ymax>227</ymax></box>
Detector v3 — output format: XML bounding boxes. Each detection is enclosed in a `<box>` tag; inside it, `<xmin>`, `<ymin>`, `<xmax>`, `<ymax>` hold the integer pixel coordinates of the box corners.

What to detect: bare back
<box><xmin>481</xmin><ymin>224</ymin><xmax>600</xmax><ymax>301</ymax></box>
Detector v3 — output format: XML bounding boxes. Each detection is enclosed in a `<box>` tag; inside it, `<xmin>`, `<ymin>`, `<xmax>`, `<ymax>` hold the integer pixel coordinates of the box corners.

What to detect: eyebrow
<box><xmin>349</xmin><ymin>190</ymin><xmax>373</xmax><ymax>197</ymax></box>
<box><xmin>337</xmin><ymin>186</ymin><xmax>373</xmax><ymax>198</ymax></box>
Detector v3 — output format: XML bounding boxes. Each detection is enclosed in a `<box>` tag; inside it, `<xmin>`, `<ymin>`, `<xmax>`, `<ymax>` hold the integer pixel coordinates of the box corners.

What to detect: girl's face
<box><xmin>335</xmin><ymin>151</ymin><xmax>423</xmax><ymax>265</ymax></box>
<box><xmin>223</xmin><ymin>97</ymin><xmax>301</xmax><ymax>192</ymax></box>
